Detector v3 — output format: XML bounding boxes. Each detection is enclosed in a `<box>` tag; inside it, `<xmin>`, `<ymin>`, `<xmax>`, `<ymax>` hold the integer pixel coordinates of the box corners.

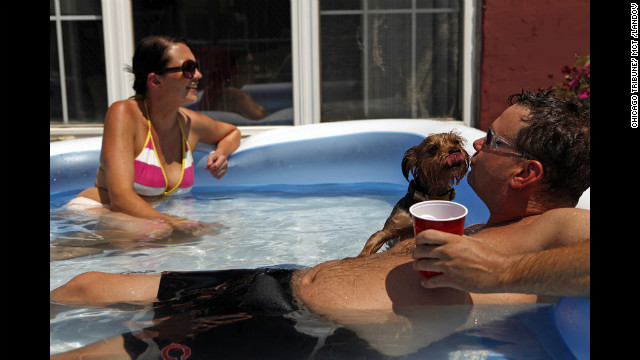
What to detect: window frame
<box><xmin>52</xmin><ymin>0</ymin><xmax>480</xmax><ymax>130</ymax></box>
<box><xmin>293</xmin><ymin>1</ymin><xmax>480</xmax><ymax>127</ymax></box>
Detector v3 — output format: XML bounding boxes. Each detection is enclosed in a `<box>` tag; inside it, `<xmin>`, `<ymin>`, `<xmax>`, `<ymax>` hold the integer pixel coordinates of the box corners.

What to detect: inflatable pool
<box><xmin>50</xmin><ymin>120</ymin><xmax>589</xmax><ymax>359</ymax></box>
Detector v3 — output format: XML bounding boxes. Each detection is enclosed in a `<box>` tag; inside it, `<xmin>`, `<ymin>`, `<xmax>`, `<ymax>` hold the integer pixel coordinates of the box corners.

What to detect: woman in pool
<box><xmin>55</xmin><ymin>36</ymin><xmax>241</xmax><ymax>252</ymax></box>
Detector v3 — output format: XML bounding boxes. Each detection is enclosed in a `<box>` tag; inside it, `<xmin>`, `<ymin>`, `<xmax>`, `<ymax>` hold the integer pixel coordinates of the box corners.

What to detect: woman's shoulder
<box><xmin>103</xmin><ymin>98</ymin><xmax>144</xmax><ymax>133</ymax></box>
<box><xmin>108</xmin><ymin>98</ymin><xmax>141</xmax><ymax>115</ymax></box>
<box><xmin>178</xmin><ymin>106</ymin><xmax>237</xmax><ymax>133</ymax></box>
<box><xmin>179</xmin><ymin>106</ymin><xmax>213</xmax><ymax>124</ymax></box>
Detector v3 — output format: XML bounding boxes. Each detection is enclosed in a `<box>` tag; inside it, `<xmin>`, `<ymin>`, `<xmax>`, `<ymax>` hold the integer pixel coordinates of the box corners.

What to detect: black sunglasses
<box><xmin>153</xmin><ymin>59</ymin><xmax>200</xmax><ymax>79</ymax></box>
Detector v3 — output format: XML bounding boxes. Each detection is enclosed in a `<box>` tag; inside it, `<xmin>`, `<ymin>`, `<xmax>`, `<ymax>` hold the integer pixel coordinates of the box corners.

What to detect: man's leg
<box><xmin>50</xmin><ymin>272</ymin><xmax>162</xmax><ymax>306</ymax></box>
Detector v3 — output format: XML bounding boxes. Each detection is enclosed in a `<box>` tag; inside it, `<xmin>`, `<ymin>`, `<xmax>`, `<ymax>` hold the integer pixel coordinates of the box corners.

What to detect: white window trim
<box><xmin>462</xmin><ymin>0</ymin><xmax>480</xmax><ymax>127</ymax></box>
<box><xmin>290</xmin><ymin>0</ymin><xmax>321</xmax><ymax>126</ymax></box>
<box><xmin>51</xmin><ymin>0</ymin><xmax>69</xmax><ymax>124</ymax></box>
<box><xmin>101</xmin><ymin>0</ymin><xmax>135</xmax><ymax>106</ymax></box>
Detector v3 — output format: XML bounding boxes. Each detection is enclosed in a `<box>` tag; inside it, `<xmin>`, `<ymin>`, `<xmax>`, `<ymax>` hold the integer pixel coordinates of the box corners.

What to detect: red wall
<box><xmin>478</xmin><ymin>0</ymin><xmax>590</xmax><ymax>130</ymax></box>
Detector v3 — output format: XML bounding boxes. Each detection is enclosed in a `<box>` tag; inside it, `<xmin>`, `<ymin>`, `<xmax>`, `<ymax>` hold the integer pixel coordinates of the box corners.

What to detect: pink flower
<box><xmin>551</xmin><ymin>54</ymin><xmax>589</xmax><ymax>109</ymax></box>
<box><xmin>579</xmin><ymin>88</ymin><xmax>590</xmax><ymax>99</ymax></box>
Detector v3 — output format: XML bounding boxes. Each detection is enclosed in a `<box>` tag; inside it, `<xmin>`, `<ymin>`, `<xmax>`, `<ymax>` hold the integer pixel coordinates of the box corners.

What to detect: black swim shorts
<box><xmin>122</xmin><ymin>268</ymin><xmax>313</xmax><ymax>359</ymax></box>
<box><xmin>154</xmin><ymin>268</ymin><xmax>296</xmax><ymax>316</ymax></box>
<box><xmin>121</xmin><ymin>268</ymin><xmax>387</xmax><ymax>360</ymax></box>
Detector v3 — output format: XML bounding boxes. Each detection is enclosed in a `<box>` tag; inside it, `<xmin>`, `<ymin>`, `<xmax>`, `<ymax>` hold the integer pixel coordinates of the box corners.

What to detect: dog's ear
<box><xmin>401</xmin><ymin>146</ymin><xmax>418</xmax><ymax>181</ymax></box>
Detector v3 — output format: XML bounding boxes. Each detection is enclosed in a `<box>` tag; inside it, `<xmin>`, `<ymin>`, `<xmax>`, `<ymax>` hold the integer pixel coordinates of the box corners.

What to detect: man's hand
<box><xmin>412</xmin><ymin>229</ymin><xmax>590</xmax><ymax>297</ymax></box>
<box><xmin>411</xmin><ymin>229</ymin><xmax>509</xmax><ymax>293</ymax></box>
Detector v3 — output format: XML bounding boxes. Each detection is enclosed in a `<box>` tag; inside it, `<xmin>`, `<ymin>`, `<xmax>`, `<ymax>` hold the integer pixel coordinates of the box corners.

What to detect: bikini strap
<box><xmin>176</xmin><ymin>111</ymin><xmax>190</xmax><ymax>152</ymax></box>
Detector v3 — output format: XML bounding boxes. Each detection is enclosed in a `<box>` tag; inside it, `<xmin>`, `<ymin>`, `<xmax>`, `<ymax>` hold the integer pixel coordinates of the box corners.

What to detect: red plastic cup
<box><xmin>409</xmin><ymin>200</ymin><xmax>468</xmax><ymax>278</ymax></box>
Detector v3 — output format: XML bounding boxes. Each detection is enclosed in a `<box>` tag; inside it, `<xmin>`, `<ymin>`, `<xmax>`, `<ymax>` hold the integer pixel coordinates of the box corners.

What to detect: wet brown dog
<box><xmin>357</xmin><ymin>131</ymin><xmax>470</xmax><ymax>257</ymax></box>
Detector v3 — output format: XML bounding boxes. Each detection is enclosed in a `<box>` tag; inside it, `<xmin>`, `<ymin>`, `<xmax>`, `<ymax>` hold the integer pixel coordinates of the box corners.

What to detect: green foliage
<box><xmin>549</xmin><ymin>54</ymin><xmax>590</xmax><ymax>111</ymax></box>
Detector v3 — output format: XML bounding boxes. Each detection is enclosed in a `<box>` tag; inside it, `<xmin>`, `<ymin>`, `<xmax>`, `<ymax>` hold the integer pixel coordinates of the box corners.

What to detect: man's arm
<box><xmin>413</xmin><ymin>230</ymin><xmax>590</xmax><ymax>297</ymax></box>
<box><xmin>498</xmin><ymin>239</ymin><xmax>590</xmax><ymax>297</ymax></box>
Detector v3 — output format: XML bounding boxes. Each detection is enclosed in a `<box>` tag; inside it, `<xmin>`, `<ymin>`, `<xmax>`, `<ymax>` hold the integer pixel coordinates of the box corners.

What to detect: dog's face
<box><xmin>401</xmin><ymin>131</ymin><xmax>470</xmax><ymax>190</ymax></box>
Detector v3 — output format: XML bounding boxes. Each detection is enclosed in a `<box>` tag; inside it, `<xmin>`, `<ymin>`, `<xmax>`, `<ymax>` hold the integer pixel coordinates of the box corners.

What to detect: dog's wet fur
<box><xmin>357</xmin><ymin>131</ymin><xmax>470</xmax><ymax>256</ymax></box>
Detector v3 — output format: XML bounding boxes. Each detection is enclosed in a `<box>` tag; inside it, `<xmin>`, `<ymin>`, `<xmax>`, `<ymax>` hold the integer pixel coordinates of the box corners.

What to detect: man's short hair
<box><xmin>508</xmin><ymin>89</ymin><xmax>590</xmax><ymax>206</ymax></box>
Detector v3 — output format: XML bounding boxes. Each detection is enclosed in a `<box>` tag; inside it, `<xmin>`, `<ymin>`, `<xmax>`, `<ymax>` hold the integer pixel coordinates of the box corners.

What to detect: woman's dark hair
<box><xmin>508</xmin><ymin>89</ymin><xmax>590</xmax><ymax>206</ymax></box>
<box><xmin>126</xmin><ymin>36</ymin><xmax>189</xmax><ymax>96</ymax></box>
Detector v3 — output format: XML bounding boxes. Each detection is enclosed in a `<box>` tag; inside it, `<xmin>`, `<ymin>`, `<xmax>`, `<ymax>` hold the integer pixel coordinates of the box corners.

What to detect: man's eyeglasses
<box><xmin>484</xmin><ymin>126</ymin><xmax>537</xmax><ymax>160</ymax></box>
<box><xmin>154</xmin><ymin>59</ymin><xmax>200</xmax><ymax>79</ymax></box>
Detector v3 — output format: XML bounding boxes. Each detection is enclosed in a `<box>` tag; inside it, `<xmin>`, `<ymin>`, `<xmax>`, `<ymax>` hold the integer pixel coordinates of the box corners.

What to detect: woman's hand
<box><xmin>204</xmin><ymin>152</ymin><xmax>229</xmax><ymax>179</ymax></box>
<box><xmin>164</xmin><ymin>215</ymin><xmax>215</xmax><ymax>236</ymax></box>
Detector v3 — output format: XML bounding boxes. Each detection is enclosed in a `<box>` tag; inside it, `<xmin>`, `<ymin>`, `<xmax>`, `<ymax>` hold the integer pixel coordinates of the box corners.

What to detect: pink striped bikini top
<box><xmin>133</xmin><ymin>104</ymin><xmax>194</xmax><ymax>196</ymax></box>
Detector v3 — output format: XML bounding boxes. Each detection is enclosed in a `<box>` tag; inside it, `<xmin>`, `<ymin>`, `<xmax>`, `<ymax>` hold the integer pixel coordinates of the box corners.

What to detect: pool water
<box><xmin>50</xmin><ymin>183</ymin><xmax>575</xmax><ymax>358</ymax></box>
<box><xmin>50</xmin><ymin>183</ymin><xmax>411</xmax><ymax>288</ymax></box>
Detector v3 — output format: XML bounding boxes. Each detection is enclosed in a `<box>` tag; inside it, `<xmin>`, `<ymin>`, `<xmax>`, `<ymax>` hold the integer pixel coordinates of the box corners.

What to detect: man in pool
<box><xmin>50</xmin><ymin>89</ymin><xmax>589</xmax><ymax>358</ymax></box>
<box><xmin>411</xmin><ymin>89</ymin><xmax>590</xmax><ymax>298</ymax></box>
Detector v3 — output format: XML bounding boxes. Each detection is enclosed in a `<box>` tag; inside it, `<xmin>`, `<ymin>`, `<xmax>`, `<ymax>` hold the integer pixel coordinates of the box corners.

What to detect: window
<box><xmin>320</xmin><ymin>0</ymin><xmax>463</xmax><ymax>121</ymax></box>
<box><xmin>50</xmin><ymin>0</ymin><xmax>107</xmax><ymax>124</ymax></box>
<box><xmin>131</xmin><ymin>0</ymin><xmax>294</xmax><ymax>127</ymax></box>
<box><xmin>50</xmin><ymin>0</ymin><xmax>477</xmax><ymax>130</ymax></box>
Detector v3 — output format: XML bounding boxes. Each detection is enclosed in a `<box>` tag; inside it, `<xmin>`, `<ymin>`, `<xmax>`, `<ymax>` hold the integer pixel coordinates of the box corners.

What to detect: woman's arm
<box><xmin>184</xmin><ymin>109</ymin><xmax>241</xmax><ymax>179</ymax></box>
